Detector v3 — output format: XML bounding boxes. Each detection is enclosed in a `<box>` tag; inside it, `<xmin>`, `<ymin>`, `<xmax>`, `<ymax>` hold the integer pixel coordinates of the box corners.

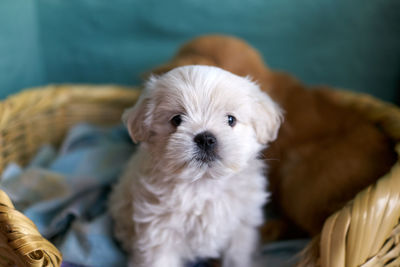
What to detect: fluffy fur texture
<box><xmin>109</xmin><ymin>65</ymin><xmax>283</xmax><ymax>267</ymax></box>
<box><xmin>149</xmin><ymin>35</ymin><xmax>397</xmax><ymax>264</ymax></box>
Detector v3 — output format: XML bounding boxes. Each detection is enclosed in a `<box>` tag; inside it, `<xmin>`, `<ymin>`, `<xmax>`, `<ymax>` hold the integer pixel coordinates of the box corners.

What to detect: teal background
<box><xmin>0</xmin><ymin>0</ymin><xmax>399</xmax><ymax>102</ymax></box>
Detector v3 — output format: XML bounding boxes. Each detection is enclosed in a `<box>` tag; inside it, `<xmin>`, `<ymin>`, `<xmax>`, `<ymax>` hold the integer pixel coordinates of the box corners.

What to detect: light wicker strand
<box><xmin>0</xmin><ymin>190</ymin><xmax>62</xmax><ymax>267</ymax></box>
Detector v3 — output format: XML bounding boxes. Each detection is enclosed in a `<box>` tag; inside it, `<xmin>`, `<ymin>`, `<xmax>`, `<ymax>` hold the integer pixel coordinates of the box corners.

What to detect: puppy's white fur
<box><xmin>109</xmin><ymin>65</ymin><xmax>282</xmax><ymax>267</ymax></box>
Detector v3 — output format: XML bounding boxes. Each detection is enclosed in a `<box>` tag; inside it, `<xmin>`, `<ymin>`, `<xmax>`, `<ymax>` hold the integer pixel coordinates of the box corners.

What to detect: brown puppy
<box><xmin>150</xmin><ymin>34</ymin><xmax>397</xmax><ymax>254</ymax></box>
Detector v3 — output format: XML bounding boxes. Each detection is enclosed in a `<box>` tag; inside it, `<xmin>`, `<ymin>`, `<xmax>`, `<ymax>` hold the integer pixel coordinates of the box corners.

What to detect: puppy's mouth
<box><xmin>193</xmin><ymin>150</ymin><xmax>220</xmax><ymax>166</ymax></box>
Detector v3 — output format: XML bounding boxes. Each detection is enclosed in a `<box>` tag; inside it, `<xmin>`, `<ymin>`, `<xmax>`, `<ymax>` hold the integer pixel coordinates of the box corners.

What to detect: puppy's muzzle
<box><xmin>194</xmin><ymin>131</ymin><xmax>218</xmax><ymax>163</ymax></box>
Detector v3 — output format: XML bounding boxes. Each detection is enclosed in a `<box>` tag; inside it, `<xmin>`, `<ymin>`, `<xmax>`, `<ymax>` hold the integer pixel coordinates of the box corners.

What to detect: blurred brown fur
<box><xmin>150</xmin><ymin>35</ymin><xmax>397</xmax><ymax>263</ymax></box>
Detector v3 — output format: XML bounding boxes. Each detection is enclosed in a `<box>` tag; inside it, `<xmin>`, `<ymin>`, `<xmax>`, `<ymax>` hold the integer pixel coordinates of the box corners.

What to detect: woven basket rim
<box><xmin>0</xmin><ymin>84</ymin><xmax>141</xmax><ymax>128</ymax></box>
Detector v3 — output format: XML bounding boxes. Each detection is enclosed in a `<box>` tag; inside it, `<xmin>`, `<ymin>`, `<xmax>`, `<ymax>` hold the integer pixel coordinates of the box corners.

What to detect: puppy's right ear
<box><xmin>122</xmin><ymin>97</ymin><xmax>151</xmax><ymax>143</ymax></box>
<box><xmin>123</xmin><ymin>76</ymin><xmax>160</xmax><ymax>143</ymax></box>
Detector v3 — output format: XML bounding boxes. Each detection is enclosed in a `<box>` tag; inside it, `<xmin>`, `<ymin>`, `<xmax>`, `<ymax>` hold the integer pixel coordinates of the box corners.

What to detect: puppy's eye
<box><xmin>171</xmin><ymin>115</ymin><xmax>182</xmax><ymax>127</ymax></box>
<box><xmin>227</xmin><ymin>115</ymin><xmax>236</xmax><ymax>127</ymax></box>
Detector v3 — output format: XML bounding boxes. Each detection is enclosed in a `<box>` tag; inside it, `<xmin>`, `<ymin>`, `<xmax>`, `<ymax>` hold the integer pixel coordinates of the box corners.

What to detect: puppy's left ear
<box><xmin>252</xmin><ymin>91</ymin><xmax>283</xmax><ymax>145</ymax></box>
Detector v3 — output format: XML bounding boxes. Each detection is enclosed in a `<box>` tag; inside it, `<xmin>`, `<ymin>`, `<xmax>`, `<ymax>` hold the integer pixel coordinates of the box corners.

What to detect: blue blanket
<box><xmin>1</xmin><ymin>123</ymin><xmax>307</xmax><ymax>267</ymax></box>
<box><xmin>2</xmin><ymin>123</ymin><xmax>133</xmax><ymax>266</ymax></box>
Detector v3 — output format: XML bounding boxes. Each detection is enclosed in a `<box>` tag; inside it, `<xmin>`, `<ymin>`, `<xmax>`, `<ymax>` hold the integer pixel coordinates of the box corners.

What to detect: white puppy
<box><xmin>109</xmin><ymin>65</ymin><xmax>282</xmax><ymax>267</ymax></box>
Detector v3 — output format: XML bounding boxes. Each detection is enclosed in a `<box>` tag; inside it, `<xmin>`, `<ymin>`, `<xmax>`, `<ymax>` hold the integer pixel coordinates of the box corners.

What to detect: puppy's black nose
<box><xmin>194</xmin><ymin>131</ymin><xmax>217</xmax><ymax>152</ymax></box>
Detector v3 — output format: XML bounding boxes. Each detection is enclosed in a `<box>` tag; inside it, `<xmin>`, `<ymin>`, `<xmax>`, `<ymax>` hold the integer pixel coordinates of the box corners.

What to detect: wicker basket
<box><xmin>0</xmin><ymin>85</ymin><xmax>398</xmax><ymax>267</ymax></box>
